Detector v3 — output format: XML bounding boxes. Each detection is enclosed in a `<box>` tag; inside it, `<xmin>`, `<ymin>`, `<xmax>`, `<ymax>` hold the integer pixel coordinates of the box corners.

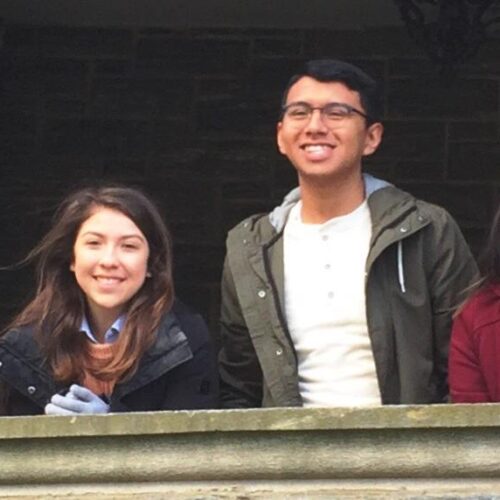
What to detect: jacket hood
<box><xmin>268</xmin><ymin>173</ymin><xmax>392</xmax><ymax>232</ymax></box>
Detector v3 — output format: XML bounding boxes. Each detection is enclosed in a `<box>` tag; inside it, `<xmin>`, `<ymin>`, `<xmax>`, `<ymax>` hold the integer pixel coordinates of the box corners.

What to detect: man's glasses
<box><xmin>281</xmin><ymin>102</ymin><xmax>369</xmax><ymax>124</ymax></box>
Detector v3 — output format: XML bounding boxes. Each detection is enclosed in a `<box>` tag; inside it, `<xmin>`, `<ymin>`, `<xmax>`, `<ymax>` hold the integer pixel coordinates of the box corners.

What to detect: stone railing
<box><xmin>1</xmin><ymin>405</ymin><xmax>500</xmax><ymax>498</ymax></box>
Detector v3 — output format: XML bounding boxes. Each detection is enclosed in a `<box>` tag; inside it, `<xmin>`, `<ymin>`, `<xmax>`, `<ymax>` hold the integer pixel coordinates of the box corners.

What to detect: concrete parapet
<box><xmin>1</xmin><ymin>404</ymin><xmax>500</xmax><ymax>498</ymax></box>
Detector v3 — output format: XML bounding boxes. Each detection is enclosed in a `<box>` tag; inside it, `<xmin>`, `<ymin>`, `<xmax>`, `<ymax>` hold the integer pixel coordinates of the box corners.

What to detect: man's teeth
<box><xmin>304</xmin><ymin>145</ymin><xmax>329</xmax><ymax>153</ymax></box>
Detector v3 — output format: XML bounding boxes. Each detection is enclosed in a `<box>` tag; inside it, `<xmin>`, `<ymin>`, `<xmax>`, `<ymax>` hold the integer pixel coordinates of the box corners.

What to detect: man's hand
<box><xmin>45</xmin><ymin>384</ymin><xmax>110</xmax><ymax>415</ymax></box>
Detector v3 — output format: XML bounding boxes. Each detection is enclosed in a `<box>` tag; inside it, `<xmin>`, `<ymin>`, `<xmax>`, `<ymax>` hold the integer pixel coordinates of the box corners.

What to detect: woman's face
<box><xmin>71</xmin><ymin>206</ymin><xmax>150</xmax><ymax>327</ymax></box>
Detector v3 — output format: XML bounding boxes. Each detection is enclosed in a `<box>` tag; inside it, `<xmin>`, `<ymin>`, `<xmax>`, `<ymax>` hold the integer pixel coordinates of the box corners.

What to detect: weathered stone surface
<box><xmin>2</xmin><ymin>406</ymin><xmax>500</xmax><ymax>497</ymax></box>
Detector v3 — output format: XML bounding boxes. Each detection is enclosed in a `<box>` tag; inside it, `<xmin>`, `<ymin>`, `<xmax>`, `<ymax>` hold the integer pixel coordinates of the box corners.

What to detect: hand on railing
<box><xmin>45</xmin><ymin>385</ymin><xmax>109</xmax><ymax>415</ymax></box>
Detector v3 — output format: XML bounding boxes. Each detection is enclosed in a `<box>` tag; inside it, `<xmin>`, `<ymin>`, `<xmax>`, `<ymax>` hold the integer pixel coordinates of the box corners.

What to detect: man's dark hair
<box><xmin>280</xmin><ymin>59</ymin><xmax>383</xmax><ymax>125</ymax></box>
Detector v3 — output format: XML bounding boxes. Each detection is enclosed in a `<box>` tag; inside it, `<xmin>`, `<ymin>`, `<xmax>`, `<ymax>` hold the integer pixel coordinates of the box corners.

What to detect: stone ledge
<box><xmin>2</xmin><ymin>405</ymin><xmax>500</xmax><ymax>497</ymax></box>
<box><xmin>3</xmin><ymin>480</ymin><xmax>500</xmax><ymax>499</ymax></box>
<box><xmin>1</xmin><ymin>403</ymin><xmax>500</xmax><ymax>439</ymax></box>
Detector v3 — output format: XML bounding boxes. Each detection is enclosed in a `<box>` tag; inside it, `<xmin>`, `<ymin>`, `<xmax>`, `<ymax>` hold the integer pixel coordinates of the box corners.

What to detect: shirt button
<box><xmin>258</xmin><ymin>290</ymin><xmax>266</xmax><ymax>298</ymax></box>
<box><xmin>243</xmin><ymin>239</ymin><xmax>248</xmax><ymax>245</ymax></box>
<box><xmin>276</xmin><ymin>348</ymin><xmax>283</xmax><ymax>356</ymax></box>
<box><xmin>0</xmin><ymin>361</ymin><xmax>3</xmax><ymax>368</ymax></box>
<box><xmin>325</xmin><ymin>263</ymin><xmax>331</xmax><ymax>270</ymax></box>
<box><xmin>27</xmin><ymin>386</ymin><xmax>36</xmax><ymax>395</ymax></box>
<box><xmin>322</xmin><ymin>235</ymin><xmax>328</xmax><ymax>241</ymax></box>
<box><xmin>400</xmin><ymin>227</ymin><xmax>408</xmax><ymax>233</ymax></box>
<box><xmin>328</xmin><ymin>291</ymin><xmax>334</xmax><ymax>299</ymax></box>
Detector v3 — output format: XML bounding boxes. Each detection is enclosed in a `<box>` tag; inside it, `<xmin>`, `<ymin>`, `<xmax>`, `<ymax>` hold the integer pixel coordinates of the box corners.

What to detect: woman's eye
<box><xmin>85</xmin><ymin>240</ymin><xmax>100</xmax><ymax>246</ymax></box>
<box><xmin>123</xmin><ymin>243</ymin><xmax>139</xmax><ymax>250</ymax></box>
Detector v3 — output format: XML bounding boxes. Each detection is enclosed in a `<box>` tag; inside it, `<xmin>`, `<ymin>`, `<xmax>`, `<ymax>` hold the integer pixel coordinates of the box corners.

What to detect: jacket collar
<box><xmin>79</xmin><ymin>314</ymin><xmax>125</xmax><ymax>344</ymax></box>
<box><xmin>268</xmin><ymin>173</ymin><xmax>393</xmax><ymax>232</ymax></box>
<box><xmin>112</xmin><ymin>311</ymin><xmax>193</xmax><ymax>398</ymax></box>
<box><xmin>142</xmin><ymin>312</ymin><xmax>187</xmax><ymax>359</ymax></box>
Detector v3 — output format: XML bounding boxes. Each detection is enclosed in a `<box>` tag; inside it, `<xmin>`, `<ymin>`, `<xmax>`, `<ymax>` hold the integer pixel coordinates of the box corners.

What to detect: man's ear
<box><xmin>276</xmin><ymin>122</ymin><xmax>286</xmax><ymax>155</ymax></box>
<box><xmin>363</xmin><ymin>122</ymin><xmax>384</xmax><ymax>157</ymax></box>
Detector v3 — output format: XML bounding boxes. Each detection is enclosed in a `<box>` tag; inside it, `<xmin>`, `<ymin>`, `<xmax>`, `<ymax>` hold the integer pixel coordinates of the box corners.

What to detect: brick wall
<box><xmin>1</xmin><ymin>24</ymin><xmax>499</xmax><ymax>332</ymax></box>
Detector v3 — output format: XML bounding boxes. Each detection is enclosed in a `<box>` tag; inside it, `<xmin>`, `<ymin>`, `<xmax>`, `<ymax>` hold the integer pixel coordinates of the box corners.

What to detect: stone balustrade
<box><xmin>2</xmin><ymin>404</ymin><xmax>500</xmax><ymax>498</ymax></box>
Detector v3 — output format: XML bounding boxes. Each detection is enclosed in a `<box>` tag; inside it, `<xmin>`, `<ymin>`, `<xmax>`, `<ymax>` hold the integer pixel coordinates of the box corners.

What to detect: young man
<box><xmin>218</xmin><ymin>59</ymin><xmax>478</xmax><ymax>408</ymax></box>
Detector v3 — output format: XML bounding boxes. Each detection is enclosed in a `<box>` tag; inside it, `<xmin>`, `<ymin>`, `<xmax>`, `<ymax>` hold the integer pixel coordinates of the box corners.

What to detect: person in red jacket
<box><xmin>449</xmin><ymin>203</ymin><xmax>500</xmax><ymax>402</ymax></box>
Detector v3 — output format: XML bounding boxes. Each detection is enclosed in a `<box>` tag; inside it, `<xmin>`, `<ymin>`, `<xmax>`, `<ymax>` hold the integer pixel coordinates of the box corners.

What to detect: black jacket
<box><xmin>0</xmin><ymin>301</ymin><xmax>219</xmax><ymax>415</ymax></box>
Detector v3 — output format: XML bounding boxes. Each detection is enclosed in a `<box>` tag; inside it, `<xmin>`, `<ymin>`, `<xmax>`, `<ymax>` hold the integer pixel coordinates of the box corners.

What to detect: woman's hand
<box><xmin>45</xmin><ymin>384</ymin><xmax>110</xmax><ymax>415</ymax></box>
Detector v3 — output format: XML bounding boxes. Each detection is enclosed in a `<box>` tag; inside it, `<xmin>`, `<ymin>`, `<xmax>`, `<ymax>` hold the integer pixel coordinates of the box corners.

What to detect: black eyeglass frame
<box><xmin>281</xmin><ymin>101</ymin><xmax>371</xmax><ymax>123</ymax></box>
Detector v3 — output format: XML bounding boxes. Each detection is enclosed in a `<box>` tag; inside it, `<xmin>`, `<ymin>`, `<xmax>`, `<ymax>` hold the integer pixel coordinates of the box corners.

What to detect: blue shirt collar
<box><xmin>80</xmin><ymin>315</ymin><xmax>126</xmax><ymax>344</ymax></box>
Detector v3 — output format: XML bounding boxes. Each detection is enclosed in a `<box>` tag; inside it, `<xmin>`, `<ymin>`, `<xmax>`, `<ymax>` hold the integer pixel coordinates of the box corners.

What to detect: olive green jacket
<box><xmin>219</xmin><ymin>175</ymin><xmax>478</xmax><ymax>407</ymax></box>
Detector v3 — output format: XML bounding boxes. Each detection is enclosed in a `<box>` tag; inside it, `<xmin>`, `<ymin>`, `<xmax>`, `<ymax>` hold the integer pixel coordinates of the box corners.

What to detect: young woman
<box><xmin>0</xmin><ymin>186</ymin><xmax>218</xmax><ymax>415</ymax></box>
<box><xmin>449</xmin><ymin>203</ymin><xmax>500</xmax><ymax>402</ymax></box>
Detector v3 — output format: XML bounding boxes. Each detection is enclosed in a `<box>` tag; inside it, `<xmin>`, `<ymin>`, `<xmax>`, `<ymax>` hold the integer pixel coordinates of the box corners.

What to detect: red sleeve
<box><xmin>448</xmin><ymin>305</ymin><xmax>490</xmax><ymax>403</ymax></box>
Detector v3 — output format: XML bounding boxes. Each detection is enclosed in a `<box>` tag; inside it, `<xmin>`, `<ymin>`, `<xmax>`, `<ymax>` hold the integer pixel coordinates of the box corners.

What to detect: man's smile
<box><xmin>300</xmin><ymin>143</ymin><xmax>335</xmax><ymax>161</ymax></box>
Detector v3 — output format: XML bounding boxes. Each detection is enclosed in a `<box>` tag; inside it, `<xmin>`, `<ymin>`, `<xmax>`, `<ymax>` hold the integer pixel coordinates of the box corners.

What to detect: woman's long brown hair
<box><xmin>5</xmin><ymin>186</ymin><xmax>174</xmax><ymax>384</ymax></box>
<box><xmin>453</xmin><ymin>202</ymin><xmax>500</xmax><ymax>317</ymax></box>
<box><xmin>479</xmin><ymin>202</ymin><xmax>500</xmax><ymax>287</ymax></box>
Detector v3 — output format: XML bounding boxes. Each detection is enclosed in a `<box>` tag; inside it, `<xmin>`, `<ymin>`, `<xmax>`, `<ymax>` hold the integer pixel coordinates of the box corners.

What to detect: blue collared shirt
<box><xmin>79</xmin><ymin>315</ymin><xmax>126</xmax><ymax>344</ymax></box>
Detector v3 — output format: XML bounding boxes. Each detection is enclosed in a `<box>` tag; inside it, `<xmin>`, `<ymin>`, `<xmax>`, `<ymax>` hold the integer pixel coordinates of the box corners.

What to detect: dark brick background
<box><xmin>0</xmin><ymin>24</ymin><xmax>499</xmax><ymax>334</ymax></box>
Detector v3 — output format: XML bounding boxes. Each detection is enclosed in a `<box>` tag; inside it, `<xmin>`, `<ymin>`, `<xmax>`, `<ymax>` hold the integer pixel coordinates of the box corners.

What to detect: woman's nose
<box><xmin>99</xmin><ymin>246</ymin><xmax>119</xmax><ymax>266</ymax></box>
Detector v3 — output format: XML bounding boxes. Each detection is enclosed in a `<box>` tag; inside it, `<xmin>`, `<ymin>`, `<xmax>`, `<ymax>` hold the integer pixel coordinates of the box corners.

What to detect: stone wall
<box><xmin>1</xmin><ymin>24</ymin><xmax>499</xmax><ymax>332</ymax></box>
<box><xmin>2</xmin><ymin>405</ymin><xmax>500</xmax><ymax>498</ymax></box>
